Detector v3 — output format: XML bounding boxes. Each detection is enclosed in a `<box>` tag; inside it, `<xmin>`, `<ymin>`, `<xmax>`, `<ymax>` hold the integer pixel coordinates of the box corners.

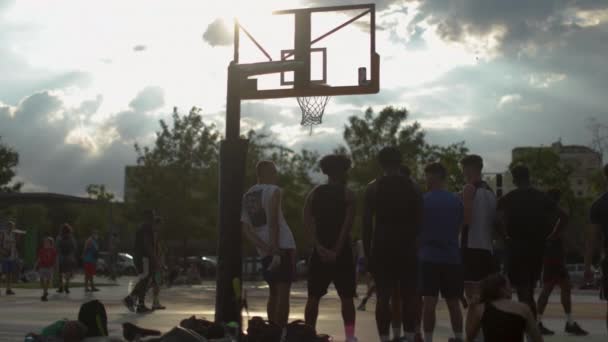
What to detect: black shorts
<box><xmin>462</xmin><ymin>248</ymin><xmax>497</xmax><ymax>282</ymax></box>
<box><xmin>307</xmin><ymin>247</ymin><xmax>356</xmax><ymax>298</ymax></box>
<box><xmin>419</xmin><ymin>262</ymin><xmax>464</xmax><ymax>299</ymax></box>
<box><xmin>542</xmin><ymin>259</ymin><xmax>569</xmax><ymax>285</ymax></box>
<box><xmin>371</xmin><ymin>255</ymin><xmax>418</xmax><ymax>294</ymax></box>
<box><xmin>506</xmin><ymin>252</ymin><xmax>544</xmax><ymax>289</ymax></box>
<box><xmin>262</xmin><ymin>249</ymin><xmax>295</xmax><ymax>285</ymax></box>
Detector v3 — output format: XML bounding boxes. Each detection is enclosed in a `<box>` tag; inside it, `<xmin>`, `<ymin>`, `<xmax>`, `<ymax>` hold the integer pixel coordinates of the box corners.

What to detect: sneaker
<box><xmin>136</xmin><ymin>304</ymin><xmax>153</xmax><ymax>314</ymax></box>
<box><xmin>91</xmin><ymin>288</ymin><xmax>100</xmax><ymax>292</ymax></box>
<box><xmin>565</xmin><ymin>322</ymin><xmax>588</xmax><ymax>336</ymax></box>
<box><xmin>123</xmin><ymin>296</ymin><xmax>135</xmax><ymax>312</ymax></box>
<box><xmin>41</xmin><ymin>294</ymin><xmax>48</xmax><ymax>302</ymax></box>
<box><xmin>152</xmin><ymin>304</ymin><xmax>166</xmax><ymax>310</ymax></box>
<box><xmin>538</xmin><ymin>322</ymin><xmax>555</xmax><ymax>335</ymax></box>
<box><xmin>6</xmin><ymin>289</ymin><xmax>15</xmax><ymax>295</ymax></box>
<box><xmin>57</xmin><ymin>287</ymin><xmax>64</xmax><ymax>294</ymax></box>
<box><xmin>65</xmin><ymin>287</ymin><xmax>70</xmax><ymax>294</ymax></box>
<box><xmin>345</xmin><ymin>337</ymin><xmax>358</xmax><ymax>342</ymax></box>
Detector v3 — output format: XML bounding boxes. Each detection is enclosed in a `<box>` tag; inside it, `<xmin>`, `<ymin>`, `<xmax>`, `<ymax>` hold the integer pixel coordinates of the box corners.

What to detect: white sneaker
<box><xmin>346</xmin><ymin>337</ymin><xmax>358</xmax><ymax>342</ymax></box>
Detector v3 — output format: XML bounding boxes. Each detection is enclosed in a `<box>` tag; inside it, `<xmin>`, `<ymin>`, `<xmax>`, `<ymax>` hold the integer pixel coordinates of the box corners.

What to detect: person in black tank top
<box><xmin>304</xmin><ymin>154</ymin><xmax>358</xmax><ymax>342</ymax></box>
<box><xmin>363</xmin><ymin>147</ymin><xmax>423</xmax><ymax>342</ymax></box>
<box><xmin>466</xmin><ymin>274</ymin><xmax>543</xmax><ymax>342</ymax></box>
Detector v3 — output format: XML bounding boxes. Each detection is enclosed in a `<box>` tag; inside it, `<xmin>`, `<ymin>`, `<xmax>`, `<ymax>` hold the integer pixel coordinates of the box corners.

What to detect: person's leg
<box><xmin>391</xmin><ymin>287</ymin><xmax>402</xmax><ymax>340</ymax></box>
<box><xmin>358</xmin><ymin>280</ymin><xmax>375</xmax><ymax>310</ymax></box>
<box><xmin>305</xmin><ymin>296</ymin><xmax>321</xmax><ymax>327</ymax></box>
<box><xmin>275</xmin><ymin>281</ymin><xmax>292</xmax><ymax>327</ymax></box>
<box><xmin>267</xmin><ymin>282</ymin><xmax>278</xmax><ymax>324</ymax></box>
<box><xmin>516</xmin><ymin>285</ymin><xmax>537</xmax><ymax>318</ymax></box>
<box><xmin>423</xmin><ymin>296</ymin><xmax>438</xmax><ymax>342</ymax></box>
<box><xmin>64</xmin><ymin>272</ymin><xmax>71</xmax><ymax>292</ymax></box>
<box><xmin>559</xmin><ymin>279</ymin><xmax>572</xmax><ymax>319</ymax></box>
<box><xmin>340</xmin><ymin>296</ymin><xmax>356</xmax><ymax>341</ymax></box>
<box><xmin>537</xmin><ymin>282</ymin><xmax>555</xmax><ymax>320</ymax></box>
<box><xmin>374</xmin><ymin>282</ymin><xmax>392</xmax><ymax>342</ymax></box>
<box><xmin>445</xmin><ymin>298</ymin><xmax>464</xmax><ymax>339</ymax></box>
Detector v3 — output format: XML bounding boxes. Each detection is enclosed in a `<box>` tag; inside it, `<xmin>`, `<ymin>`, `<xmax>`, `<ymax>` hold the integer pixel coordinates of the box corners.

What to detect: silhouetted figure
<box><xmin>56</xmin><ymin>223</ymin><xmax>77</xmax><ymax>294</ymax></box>
<box><xmin>363</xmin><ymin>147</ymin><xmax>423</xmax><ymax>342</ymax></box>
<box><xmin>303</xmin><ymin>154</ymin><xmax>357</xmax><ymax>342</ymax></box>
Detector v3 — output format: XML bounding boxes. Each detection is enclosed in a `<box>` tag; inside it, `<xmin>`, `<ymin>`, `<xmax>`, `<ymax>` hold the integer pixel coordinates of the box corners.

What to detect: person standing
<box><xmin>0</xmin><ymin>221</ymin><xmax>18</xmax><ymax>295</ymax></box>
<box><xmin>151</xmin><ymin>217</ymin><xmax>166</xmax><ymax>310</ymax></box>
<box><xmin>584</xmin><ymin>163</ymin><xmax>608</xmax><ymax>334</ymax></box>
<box><xmin>460</xmin><ymin>155</ymin><xmax>497</xmax><ymax>307</ymax></box>
<box><xmin>124</xmin><ymin>210</ymin><xmax>156</xmax><ymax>314</ymax></box>
<box><xmin>36</xmin><ymin>237</ymin><xmax>57</xmax><ymax>301</ymax></box>
<box><xmin>56</xmin><ymin>224</ymin><xmax>77</xmax><ymax>294</ymax></box>
<box><xmin>419</xmin><ymin>162</ymin><xmax>465</xmax><ymax>342</ymax></box>
<box><xmin>82</xmin><ymin>230</ymin><xmax>100</xmax><ymax>292</ymax></box>
<box><xmin>303</xmin><ymin>154</ymin><xmax>358</xmax><ymax>342</ymax></box>
<box><xmin>497</xmin><ymin>165</ymin><xmax>567</xmax><ymax>319</ymax></box>
<box><xmin>241</xmin><ymin>160</ymin><xmax>296</xmax><ymax>328</ymax></box>
<box><xmin>363</xmin><ymin>147</ymin><xmax>423</xmax><ymax>342</ymax></box>
<box><xmin>536</xmin><ymin>189</ymin><xmax>587</xmax><ymax>336</ymax></box>
<box><xmin>107</xmin><ymin>232</ymin><xmax>120</xmax><ymax>281</ymax></box>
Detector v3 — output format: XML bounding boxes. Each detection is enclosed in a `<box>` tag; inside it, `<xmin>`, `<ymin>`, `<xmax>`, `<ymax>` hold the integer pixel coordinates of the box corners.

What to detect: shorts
<box><xmin>419</xmin><ymin>262</ymin><xmax>464</xmax><ymax>299</ymax></box>
<box><xmin>261</xmin><ymin>249</ymin><xmax>295</xmax><ymax>285</ymax></box>
<box><xmin>39</xmin><ymin>267</ymin><xmax>53</xmax><ymax>281</ymax></box>
<box><xmin>84</xmin><ymin>262</ymin><xmax>97</xmax><ymax>276</ymax></box>
<box><xmin>1</xmin><ymin>259</ymin><xmax>17</xmax><ymax>274</ymax></box>
<box><xmin>506</xmin><ymin>251</ymin><xmax>544</xmax><ymax>289</ymax></box>
<box><xmin>371</xmin><ymin>255</ymin><xmax>418</xmax><ymax>294</ymax></box>
<box><xmin>462</xmin><ymin>248</ymin><xmax>497</xmax><ymax>282</ymax></box>
<box><xmin>542</xmin><ymin>259</ymin><xmax>569</xmax><ymax>285</ymax></box>
<box><xmin>307</xmin><ymin>247</ymin><xmax>356</xmax><ymax>298</ymax></box>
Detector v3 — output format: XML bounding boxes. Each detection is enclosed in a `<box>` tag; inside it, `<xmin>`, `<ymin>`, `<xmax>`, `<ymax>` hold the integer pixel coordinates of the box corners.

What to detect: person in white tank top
<box><xmin>241</xmin><ymin>160</ymin><xmax>295</xmax><ymax>327</ymax></box>
<box><xmin>460</xmin><ymin>155</ymin><xmax>498</xmax><ymax>321</ymax></box>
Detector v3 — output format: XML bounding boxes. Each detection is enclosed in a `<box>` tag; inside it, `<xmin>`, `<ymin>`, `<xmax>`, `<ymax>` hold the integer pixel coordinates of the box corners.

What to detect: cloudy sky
<box><xmin>1</xmin><ymin>0</ymin><xmax>607</xmax><ymax>198</ymax></box>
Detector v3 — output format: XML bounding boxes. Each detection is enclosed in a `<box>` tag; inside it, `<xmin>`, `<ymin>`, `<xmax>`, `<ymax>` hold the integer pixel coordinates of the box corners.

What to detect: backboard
<box><xmin>233</xmin><ymin>4</ymin><xmax>379</xmax><ymax>100</ymax></box>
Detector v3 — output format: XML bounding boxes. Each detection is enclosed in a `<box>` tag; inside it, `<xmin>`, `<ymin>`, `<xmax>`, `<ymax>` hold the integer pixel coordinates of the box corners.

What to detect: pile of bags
<box><xmin>25</xmin><ymin>300</ymin><xmax>333</xmax><ymax>342</ymax></box>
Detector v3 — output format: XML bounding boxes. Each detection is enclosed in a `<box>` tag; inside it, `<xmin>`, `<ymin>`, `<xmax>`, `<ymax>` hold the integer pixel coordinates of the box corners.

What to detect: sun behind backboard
<box><xmin>233</xmin><ymin>4</ymin><xmax>379</xmax><ymax>100</ymax></box>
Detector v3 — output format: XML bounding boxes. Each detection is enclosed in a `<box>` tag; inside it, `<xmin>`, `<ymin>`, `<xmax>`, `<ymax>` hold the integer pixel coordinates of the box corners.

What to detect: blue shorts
<box><xmin>2</xmin><ymin>259</ymin><xmax>17</xmax><ymax>274</ymax></box>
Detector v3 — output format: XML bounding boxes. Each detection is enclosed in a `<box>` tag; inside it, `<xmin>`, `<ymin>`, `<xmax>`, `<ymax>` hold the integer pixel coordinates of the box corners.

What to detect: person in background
<box><xmin>242</xmin><ymin>160</ymin><xmax>297</xmax><ymax>328</ymax></box>
<box><xmin>108</xmin><ymin>232</ymin><xmax>120</xmax><ymax>281</ymax></box>
<box><xmin>419</xmin><ymin>162</ymin><xmax>464</xmax><ymax>342</ymax></box>
<box><xmin>303</xmin><ymin>154</ymin><xmax>357</xmax><ymax>342</ymax></box>
<box><xmin>124</xmin><ymin>210</ymin><xmax>156</xmax><ymax>314</ymax></box>
<box><xmin>36</xmin><ymin>237</ymin><xmax>57</xmax><ymax>301</ymax></box>
<box><xmin>151</xmin><ymin>217</ymin><xmax>166</xmax><ymax>310</ymax></box>
<box><xmin>82</xmin><ymin>230</ymin><xmax>100</xmax><ymax>292</ymax></box>
<box><xmin>536</xmin><ymin>189</ymin><xmax>587</xmax><ymax>336</ymax></box>
<box><xmin>0</xmin><ymin>221</ymin><xmax>19</xmax><ymax>295</ymax></box>
<box><xmin>584</xmin><ymin>163</ymin><xmax>608</xmax><ymax>334</ymax></box>
<box><xmin>56</xmin><ymin>224</ymin><xmax>77</xmax><ymax>294</ymax></box>
<box><xmin>466</xmin><ymin>273</ymin><xmax>543</xmax><ymax>342</ymax></box>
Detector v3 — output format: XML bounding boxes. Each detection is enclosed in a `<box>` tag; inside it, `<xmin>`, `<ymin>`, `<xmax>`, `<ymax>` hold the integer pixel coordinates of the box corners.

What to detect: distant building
<box><xmin>510</xmin><ymin>141</ymin><xmax>603</xmax><ymax>198</ymax></box>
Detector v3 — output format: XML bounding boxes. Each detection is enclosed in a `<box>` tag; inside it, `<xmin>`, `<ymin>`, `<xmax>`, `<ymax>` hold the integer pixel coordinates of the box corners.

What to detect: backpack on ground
<box><xmin>246</xmin><ymin>317</ymin><xmax>281</xmax><ymax>342</ymax></box>
<box><xmin>160</xmin><ymin>326</ymin><xmax>207</xmax><ymax>342</ymax></box>
<box><xmin>179</xmin><ymin>316</ymin><xmax>224</xmax><ymax>339</ymax></box>
<box><xmin>78</xmin><ymin>300</ymin><xmax>108</xmax><ymax>337</ymax></box>
<box><xmin>315</xmin><ymin>334</ymin><xmax>333</xmax><ymax>342</ymax></box>
<box><xmin>285</xmin><ymin>320</ymin><xmax>316</xmax><ymax>342</ymax></box>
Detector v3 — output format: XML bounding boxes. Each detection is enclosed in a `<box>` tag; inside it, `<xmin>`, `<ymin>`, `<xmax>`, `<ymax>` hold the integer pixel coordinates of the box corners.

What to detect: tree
<box><xmin>587</xmin><ymin>117</ymin><xmax>608</xmax><ymax>158</ymax></box>
<box><xmin>130</xmin><ymin>107</ymin><xmax>220</xmax><ymax>249</ymax></box>
<box><xmin>86</xmin><ymin>184</ymin><xmax>115</xmax><ymax>202</ymax></box>
<box><xmin>0</xmin><ymin>137</ymin><xmax>22</xmax><ymax>192</ymax></box>
<box><xmin>510</xmin><ymin>148</ymin><xmax>573</xmax><ymax>202</ymax></box>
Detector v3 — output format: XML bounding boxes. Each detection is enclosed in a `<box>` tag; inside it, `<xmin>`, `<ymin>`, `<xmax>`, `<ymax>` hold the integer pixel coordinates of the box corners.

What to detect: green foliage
<box><xmin>86</xmin><ymin>184</ymin><xmax>115</xmax><ymax>202</ymax></box>
<box><xmin>0</xmin><ymin>137</ymin><xmax>22</xmax><ymax>192</ymax></box>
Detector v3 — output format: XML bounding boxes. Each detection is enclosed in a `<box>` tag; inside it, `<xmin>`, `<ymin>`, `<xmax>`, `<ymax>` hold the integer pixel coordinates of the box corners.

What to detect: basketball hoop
<box><xmin>297</xmin><ymin>95</ymin><xmax>331</xmax><ymax>134</ymax></box>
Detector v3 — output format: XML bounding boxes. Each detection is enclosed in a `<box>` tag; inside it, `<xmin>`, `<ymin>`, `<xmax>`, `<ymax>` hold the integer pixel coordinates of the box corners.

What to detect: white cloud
<box><xmin>529</xmin><ymin>73</ymin><xmax>566</xmax><ymax>88</ymax></box>
<box><xmin>418</xmin><ymin>115</ymin><xmax>470</xmax><ymax>130</ymax></box>
<box><xmin>497</xmin><ymin>94</ymin><xmax>522</xmax><ymax>110</ymax></box>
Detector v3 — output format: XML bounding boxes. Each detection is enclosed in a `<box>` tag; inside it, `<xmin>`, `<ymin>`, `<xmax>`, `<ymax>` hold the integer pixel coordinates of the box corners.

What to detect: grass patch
<box><xmin>11</xmin><ymin>282</ymin><xmax>119</xmax><ymax>289</ymax></box>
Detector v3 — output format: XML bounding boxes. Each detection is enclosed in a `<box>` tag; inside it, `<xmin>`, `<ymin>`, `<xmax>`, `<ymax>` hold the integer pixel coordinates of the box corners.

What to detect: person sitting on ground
<box><xmin>303</xmin><ymin>154</ymin><xmax>358</xmax><ymax>342</ymax></box>
<box><xmin>0</xmin><ymin>220</ymin><xmax>19</xmax><ymax>295</ymax></box>
<box><xmin>82</xmin><ymin>230</ymin><xmax>100</xmax><ymax>292</ymax></box>
<box><xmin>56</xmin><ymin>223</ymin><xmax>77</xmax><ymax>294</ymax></box>
<box><xmin>36</xmin><ymin>237</ymin><xmax>57</xmax><ymax>302</ymax></box>
<box><xmin>466</xmin><ymin>273</ymin><xmax>543</xmax><ymax>342</ymax></box>
<box><xmin>241</xmin><ymin>160</ymin><xmax>297</xmax><ymax>328</ymax></box>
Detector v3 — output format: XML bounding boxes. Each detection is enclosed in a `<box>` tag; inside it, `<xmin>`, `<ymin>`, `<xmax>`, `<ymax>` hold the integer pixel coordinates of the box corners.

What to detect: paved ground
<box><xmin>0</xmin><ymin>276</ymin><xmax>606</xmax><ymax>341</ymax></box>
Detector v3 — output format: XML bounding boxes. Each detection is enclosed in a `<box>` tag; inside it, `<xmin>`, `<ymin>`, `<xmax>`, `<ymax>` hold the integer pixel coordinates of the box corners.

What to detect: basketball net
<box><xmin>297</xmin><ymin>96</ymin><xmax>331</xmax><ymax>135</ymax></box>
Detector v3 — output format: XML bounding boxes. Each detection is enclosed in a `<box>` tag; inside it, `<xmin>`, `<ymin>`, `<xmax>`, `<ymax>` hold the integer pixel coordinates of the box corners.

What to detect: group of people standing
<box><xmin>241</xmin><ymin>147</ymin><xmax>607</xmax><ymax>342</ymax></box>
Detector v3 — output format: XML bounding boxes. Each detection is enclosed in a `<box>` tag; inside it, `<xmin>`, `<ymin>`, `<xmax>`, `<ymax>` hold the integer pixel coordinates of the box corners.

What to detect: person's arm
<box><xmin>495</xmin><ymin>197</ymin><xmax>509</xmax><ymax>239</ymax></box>
<box><xmin>465</xmin><ymin>304</ymin><xmax>483</xmax><ymax>342</ymax></box>
<box><xmin>523</xmin><ymin>305</ymin><xmax>544</xmax><ymax>342</ymax></box>
<box><xmin>333</xmin><ymin>188</ymin><xmax>356</xmax><ymax>256</ymax></box>
<box><xmin>585</xmin><ymin>223</ymin><xmax>601</xmax><ymax>282</ymax></box>
<box><xmin>82</xmin><ymin>238</ymin><xmax>90</xmax><ymax>259</ymax></box>
<box><xmin>143</xmin><ymin>232</ymin><xmax>155</xmax><ymax>262</ymax></box>
<box><xmin>303</xmin><ymin>187</ymin><xmax>321</xmax><ymax>250</ymax></box>
<box><xmin>362</xmin><ymin>182</ymin><xmax>375</xmax><ymax>262</ymax></box>
<box><xmin>462</xmin><ymin>184</ymin><xmax>475</xmax><ymax>226</ymax></box>
<box><xmin>547</xmin><ymin>207</ymin><xmax>568</xmax><ymax>240</ymax></box>
<box><xmin>242</xmin><ymin>222</ymin><xmax>272</xmax><ymax>255</ymax></box>
<box><xmin>268</xmin><ymin>188</ymin><xmax>281</xmax><ymax>254</ymax></box>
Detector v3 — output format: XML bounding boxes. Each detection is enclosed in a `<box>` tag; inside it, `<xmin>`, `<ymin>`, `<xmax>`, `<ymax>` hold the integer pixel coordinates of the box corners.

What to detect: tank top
<box><xmin>311</xmin><ymin>184</ymin><xmax>347</xmax><ymax>249</ymax></box>
<box><xmin>372</xmin><ymin>175</ymin><xmax>420</xmax><ymax>257</ymax></box>
<box><xmin>465</xmin><ymin>181</ymin><xmax>496</xmax><ymax>251</ymax></box>
<box><xmin>481</xmin><ymin>303</ymin><xmax>526</xmax><ymax>342</ymax></box>
<box><xmin>241</xmin><ymin>184</ymin><xmax>296</xmax><ymax>256</ymax></box>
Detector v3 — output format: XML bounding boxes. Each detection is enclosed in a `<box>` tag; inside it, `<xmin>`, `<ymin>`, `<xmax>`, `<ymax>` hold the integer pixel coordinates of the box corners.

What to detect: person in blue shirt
<box><xmin>419</xmin><ymin>162</ymin><xmax>464</xmax><ymax>342</ymax></box>
<box><xmin>82</xmin><ymin>230</ymin><xmax>100</xmax><ymax>292</ymax></box>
